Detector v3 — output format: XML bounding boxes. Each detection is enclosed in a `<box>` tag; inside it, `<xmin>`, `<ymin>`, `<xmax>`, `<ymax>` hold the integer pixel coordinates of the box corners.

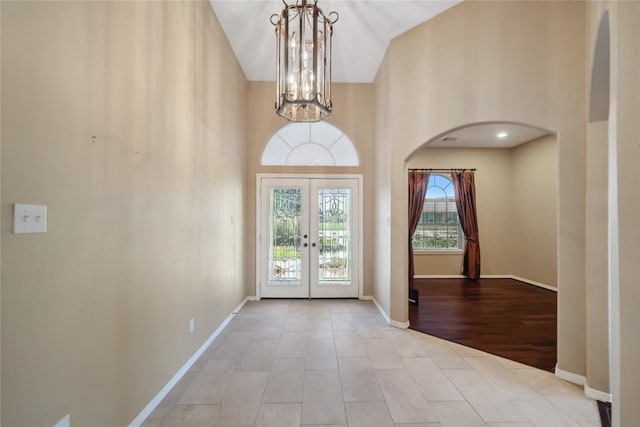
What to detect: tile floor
<box><xmin>141</xmin><ymin>299</ymin><xmax>601</xmax><ymax>427</ymax></box>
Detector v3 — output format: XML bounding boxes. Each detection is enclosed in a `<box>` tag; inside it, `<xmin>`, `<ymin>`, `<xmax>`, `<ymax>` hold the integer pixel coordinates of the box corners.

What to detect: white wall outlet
<box><xmin>189</xmin><ymin>318</ymin><xmax>195</xmax><ymax>333</ymax></box>
<box><xmin>14</xmin><ymin>203</ymin><xmax>47</xmax><ymax>234</ymax></box>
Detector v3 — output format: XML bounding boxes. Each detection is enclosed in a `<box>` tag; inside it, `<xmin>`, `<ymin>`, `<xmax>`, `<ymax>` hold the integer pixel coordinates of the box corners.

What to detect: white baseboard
<box><xmin>360</xmin><ymin>295</ymin><xmax>373</xmax><ymax>301</ymax></box>
<box><xmin>585</xmin><ymin>383</ymin><xmax>612</xmax><ymax>402</ymax></box>
<box><xmin>555</xmin><ymin>367</ymin><xmax>612</xmax><ymax>402</ymax></box>
<box><xmin>369</xmin><ymin>296</ymin><xmax>410</xmax><ymax>329</ymax></box>
<box><xmin>129</xmin><ymin>297</ymin><xmax>250</xmax><ymax>427</ymax></box>
<box><xmin>53</xmin><ymin>415</ymin><xmax>70</xmax><ymax>427</ymax></box>
<box><xmin>389</xmin><ymin>319</ymin><xmax>410</xmax><ymax>329</ymax></box>
<box><xmin>247</xmin><ymin>295</ymin><xmax>260</xmax><ymax>301</ymax></box>
<box><xmin>370</xmin><ymin>297</ymin><xmax>391</xmax><ymax>324</ymax></box>
<box><xmin>414</xmin><ymin>274</ymin><xmax>557</xmax><ymax>292</ymax></box>
<box><xmin>555</xmin><ymin>365</ymin><xmax>586</xmax><ymax>386</ymax></box>
<box><xmin>414</xmin><ymin>275</ymin><xmax>465</xmax><ymax>279</ymax></box>
<box><xmin>511</xmin><ymin>276</ymin><xmax>557</xmax><ymax>292</ymax></box>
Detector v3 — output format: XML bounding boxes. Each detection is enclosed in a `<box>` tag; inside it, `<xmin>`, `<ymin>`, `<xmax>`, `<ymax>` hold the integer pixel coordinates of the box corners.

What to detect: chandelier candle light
<box><xmin>271</xmin><ymin>0</ymin><xmax>338</xmax><ymax>122</ymax></box>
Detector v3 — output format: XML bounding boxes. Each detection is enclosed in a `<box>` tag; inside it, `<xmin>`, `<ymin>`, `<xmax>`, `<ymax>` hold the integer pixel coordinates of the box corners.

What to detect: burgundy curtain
<box><xmin>408</xmin><ymin>171</ymin><xmax>430</xmax><ymax>287</ymax></box>
<box><xmin>451</xmin><ymin>171</ymin><xmax>481</xmax><ymax>279</ymax></box>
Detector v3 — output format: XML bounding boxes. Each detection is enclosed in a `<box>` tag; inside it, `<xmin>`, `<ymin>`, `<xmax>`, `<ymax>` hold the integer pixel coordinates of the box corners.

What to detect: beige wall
<box><xmin>407</xmin><ymin>148</ymin><xmax>513</xmax><ymax>278</ymax></box>
<box><xmin>1</xmin><ymin>1</ymin><xmax>248</xmax><ymax>426</ymax></box>
<box><xmin>585</xmin><ymin>0</ymin><xmax>611</xmax><ymax>401</ymax></box>
<box><xmin>407</xmin><ymin>137</ymin><xmax>557</xmax><ymax>287</ymax></box>
<box><xmin>374</xmin><ymin>1</ymin><xmax>586</xmax><ymax>376</ymax></box>
<box><xmin>372</xmin><ymin>54</ymin><xmax>393</xmax><ymax>314</ymax></box>
<box><xmin>615</xmin><ymin>5</ymin><xmax>640</xmax><ymax>421</ymax></box>
<box><xmin>511</xmin><ymin>135</ymin><xmax>558</xmax><ymax>286</ymax></box>
<box><xmin>585</xmin><ymin>120</ymin><xmax>609</xmax><ymax>394</ymax></box>
<box><xmin>587</xmin><ymin>2</ymin><xmax>640</xmax><ymax>426</ymax></box>
<box><xmin>0</xmin><ymin>2</ymin><xmax>3</xmax><ymax>422</ymax></box>
<box><xmin>3</xmin><ymin>1</ymin><xmax>638</xmax><ymax>425</ymax></box>
<box><xmin>583</xmin><ymin>2</ymin><xmax>640</xmax><ymax>415</ymax></box>
<box><xmin>245</xmin><ymin>82</ymin><xmax>375</xmax><ymax>297</ymax></box>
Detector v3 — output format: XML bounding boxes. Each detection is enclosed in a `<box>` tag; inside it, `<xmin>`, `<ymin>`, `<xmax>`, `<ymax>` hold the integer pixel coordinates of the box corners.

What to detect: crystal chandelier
<box><xmin>271</xmin><ymin>0</ymin><xmax>338</xmax><ymax>122</ymax></box>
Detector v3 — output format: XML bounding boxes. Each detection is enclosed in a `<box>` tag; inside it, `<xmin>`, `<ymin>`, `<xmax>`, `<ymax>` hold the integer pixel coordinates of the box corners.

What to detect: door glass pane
<box><xmin>268</xmin><ymin>188</ymin><xmax>302</xmax><ymax>285</ymax></box>
<box><xmin>317</xmin><ymin>188</ymin><xmax>351</xmax><ymax>286</ymax></box>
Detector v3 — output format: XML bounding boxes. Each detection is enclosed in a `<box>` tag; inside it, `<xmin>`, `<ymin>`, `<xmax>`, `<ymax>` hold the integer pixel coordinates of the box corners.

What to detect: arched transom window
<box><xmin>261</xmin><ymin>121</ymin><xmax>359</xmax><ymax>166</ymax></box>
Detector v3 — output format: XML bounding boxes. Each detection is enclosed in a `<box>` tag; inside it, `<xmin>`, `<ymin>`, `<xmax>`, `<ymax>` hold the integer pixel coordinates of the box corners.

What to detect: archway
<box><xmin>585</xmin><ymin>8</ymin><xmax>614</xmax><ymax>406</ymax></box>
<box><xmin>406</xmin><ymin>121</ymin><xmax>559</xmax><ymax>371</ymax></box>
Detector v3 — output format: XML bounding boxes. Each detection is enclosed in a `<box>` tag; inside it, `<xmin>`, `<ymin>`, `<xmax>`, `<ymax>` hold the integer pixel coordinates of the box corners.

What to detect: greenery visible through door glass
<box><xmin>269</xmin><ymin>189</ymin><xmax>302</xmax><ymax>280</ymax></box>
<box><xmin>317</xmin><ymin>188</ymin><xmax>351</xmax><ymax>283</ymax></box>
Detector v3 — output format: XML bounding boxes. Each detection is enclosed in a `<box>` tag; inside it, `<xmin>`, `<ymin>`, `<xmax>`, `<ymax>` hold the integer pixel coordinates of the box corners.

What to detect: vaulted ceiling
<box><xmin>209</xmin><ymin>0</ymin><xmax>461</xmax><ymax>83</ymax></box>
<box><xmin>209</xmin><ymin>1</ymin><xmax>551</xmax><ymax>148</ymax></box>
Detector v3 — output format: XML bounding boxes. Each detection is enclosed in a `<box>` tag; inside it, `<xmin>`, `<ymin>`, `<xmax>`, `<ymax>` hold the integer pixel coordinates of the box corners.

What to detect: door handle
<box><xmin>311</xmin><ymin>243</ymin><xmax>316</xmax><ymax>247</ymax></box>
<box><xmin>304</xmin><ymin>243</ymin><xmax>308</xmax><ymax>247</ymax></box>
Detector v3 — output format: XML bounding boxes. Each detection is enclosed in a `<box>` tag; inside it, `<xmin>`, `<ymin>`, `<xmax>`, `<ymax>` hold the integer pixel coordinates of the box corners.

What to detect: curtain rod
<box><xmin>408</xmin><ymin>168</ymin><xmax>476</xmax><ymax>172</ymax></box>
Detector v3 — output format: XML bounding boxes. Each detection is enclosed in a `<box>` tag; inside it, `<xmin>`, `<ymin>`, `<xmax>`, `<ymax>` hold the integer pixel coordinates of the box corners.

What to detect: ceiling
<box><xmin>209</xmin><ymin>2</ymin><xmax>550</xmax><ymax>149</ymax></box>
<box><xmin>209</xmin><ymin>0</ymin><xmax>461</xmax><ymax>83</ymax></box>
<box><xmin>424</xmin><ymin>123</ymin><xmax>552</xmax><ymax>149</ymax></box>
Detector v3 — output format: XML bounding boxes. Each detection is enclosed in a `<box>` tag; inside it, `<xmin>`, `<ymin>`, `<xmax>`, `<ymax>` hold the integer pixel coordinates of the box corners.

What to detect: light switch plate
<box><xmin>14</xmin><ymin>203</ymin><xmax>47</xmax><ymax>234</ymax></box>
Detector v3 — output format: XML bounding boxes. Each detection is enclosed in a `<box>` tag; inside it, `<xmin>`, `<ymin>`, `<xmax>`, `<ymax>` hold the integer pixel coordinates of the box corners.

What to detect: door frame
<box><xmin>256</xmin><ymin>173</ymin><xmax>364</xmax><ymax>300</ymax></box>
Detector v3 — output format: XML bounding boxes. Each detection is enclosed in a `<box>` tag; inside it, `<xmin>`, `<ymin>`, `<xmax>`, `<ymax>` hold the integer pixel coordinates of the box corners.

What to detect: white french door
<box><xmin>258</xmin><ymin>176</ymin><xmax>360</xmax><ymax>298</ymax></box>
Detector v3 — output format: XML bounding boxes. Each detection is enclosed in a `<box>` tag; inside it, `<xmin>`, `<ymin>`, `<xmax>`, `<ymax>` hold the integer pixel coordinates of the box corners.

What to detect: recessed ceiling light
<box><xmin>497</xmin><ymin>132</ymin><xmax>508</xmax><ymax>138</ymax></box>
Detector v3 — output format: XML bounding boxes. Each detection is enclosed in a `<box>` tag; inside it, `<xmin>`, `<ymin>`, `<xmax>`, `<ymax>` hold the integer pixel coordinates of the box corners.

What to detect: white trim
<box><xmin>413</xmin><ymin>274</ymin><xmax>557</xmax><ymax>292</ymax></box>
<box><xmin>257</xmin><ymin>174</ymin><xmax>365</xmax><ymax>180</ymax></box>
<box><xmin>555</xmin><ymin>365</ymin><xmax>586</xmax><ymax>386</ymax></box>
<box><xmin>371</xmin><ymin>297</ymin><xmax>390</xmax><ymax>324</ymax></box>
<box><xmin>414</xmin><ymin>249</ymin><xmax>465</xmax><ymax>255</ymax></box>
<box><xmin>256</xmin><ymin>173</ymin><xmax>364</xmax><ymax>300</ymax></box>
<box><xmin>231</xmin><ymin>297</ymin><xmax>250</xmax><ymax>314</ymax></box>
<box><xmin>129</xmin><ymin>297</ymin><xmax>250</xmax><ymax>427</ymax></box>
<box><xmin>389</xmin><ymin>319</ymin><xmax>411</xmax><ymax>329</ymax></box>
<box><xmin>261</xmin><ymin>122</ymin><xmax>360</xmax><ymax>167</ymax></box>
<box><xmin>53</xmin><ymin>415</ymin><xmax>70</xmax><ymax>427</ymax></box>
<box><xmin>511</xmin><ymin>276</ymin><xmax>558</xmax><ymax>292</ymax></box>
<box><xmin>358</xmin><ymin>177</ymin><xmax>364</xmax><ymax>300</ymax></box>
<box><xmin>360</xmin><ymin>295</ymin><xmax>373</xmax><ymax>301</ymax></box>
<box><xmin>414</xmin><ymin>274</ymin><xmax>465</xmax><ymax>279</ymax></box>
<box><xmin>555</xmin><ymin>368</ymin><xmax>612</xmax><ymax>402</ymax></box>
<box><xmin>370</xmin><ymin>296</ymin><xmax>410</xmax><ymax>329</ymax></box>
<box><xmin>255</xmin><ymin>175</ymin><xmax>262</xmax><ymax>300</ymax></box>
<box><xmin>585</xmin><ymin>383</ymin><xmax>612</xmax><ymax>402</ymax></box>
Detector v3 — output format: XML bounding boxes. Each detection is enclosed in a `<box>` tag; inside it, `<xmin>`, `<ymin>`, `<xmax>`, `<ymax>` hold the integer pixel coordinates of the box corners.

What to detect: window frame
<box><xmin>412</xmin><ymin>173</ymin><xmax>465</xmax><ymax>254</ymax></box>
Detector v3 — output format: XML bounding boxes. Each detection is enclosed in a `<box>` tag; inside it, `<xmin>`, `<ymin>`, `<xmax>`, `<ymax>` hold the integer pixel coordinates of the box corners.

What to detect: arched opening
<box><xmin>406</xmin><ymin>121</ymin><xmax>559</xmax><ymax>371</ymax></box>
<box><xmin>585</xmin><ymin>9</ymin><xmax>613</xmax><ymax>406</ymax></box>
<box><xmin>261</xmin><ymin>121</ymin><xmax>360</xmax><ymax>166</ymax></box>
<box><xmin>256</xmin><ymin>122</ymin><xmax>363</xmax><ymax>300</ymax></box>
